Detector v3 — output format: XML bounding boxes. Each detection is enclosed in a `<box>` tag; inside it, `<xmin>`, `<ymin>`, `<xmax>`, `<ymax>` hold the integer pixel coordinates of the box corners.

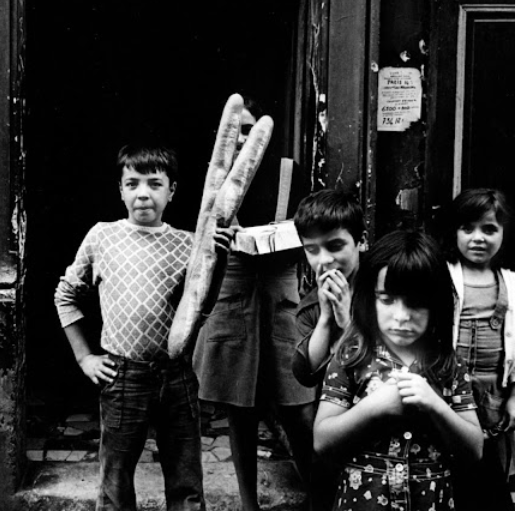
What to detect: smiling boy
<box><xmin>55</xmin><ymin>144</ymin><xmax>233</xmax><ymax>511</ymax></box>
<box><xmin>292</xmin><ymin>189</ymin><xmax>367</xmax><ymax>511</ymax></box>
<box><xmin>293</xmin><ymin>190</ymin><xmax>367</xmax><ymax>388</ymax></box>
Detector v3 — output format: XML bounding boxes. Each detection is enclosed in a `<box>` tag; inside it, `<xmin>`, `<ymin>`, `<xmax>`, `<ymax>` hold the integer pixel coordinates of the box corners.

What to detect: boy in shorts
<box><xmin>55</xmin><ymin>144</ymin><xmax>234</xmax><ymax>511</ymax></box>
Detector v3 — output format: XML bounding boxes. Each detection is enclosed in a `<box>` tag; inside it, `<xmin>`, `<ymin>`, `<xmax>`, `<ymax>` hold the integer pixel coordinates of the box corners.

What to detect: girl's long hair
<box><xmin>336</xmin><ymin>230</ymin><xmax>456</xmax><ymax>381</ymax></box>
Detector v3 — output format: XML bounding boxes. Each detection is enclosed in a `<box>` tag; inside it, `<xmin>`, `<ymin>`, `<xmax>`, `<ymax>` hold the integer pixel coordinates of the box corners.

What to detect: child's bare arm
<box><xmin>307</xmin><ymin>315</ymin><xmax>337</xmax><ymax>373</ymax></box>
<box><xmin>395</xmin><ymin>372</ymin><xmax>483</xmax><ymax>461</ymax></box>
<box><xmin>64</xmin><ymin>321</ymin><xmax>116</xmax><ymax>385</ymax></box>
<box><xmin>314</xmin><ymin>380</ymin><xmax>403</xmax><ymax>459</ymax></box>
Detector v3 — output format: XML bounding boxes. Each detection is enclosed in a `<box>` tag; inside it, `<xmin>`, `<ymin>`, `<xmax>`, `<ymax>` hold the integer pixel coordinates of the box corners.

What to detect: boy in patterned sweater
<box><xmin>55</xmin><ymin>144</ymin><xmax>235</xmax><ymax>511</ymax></box>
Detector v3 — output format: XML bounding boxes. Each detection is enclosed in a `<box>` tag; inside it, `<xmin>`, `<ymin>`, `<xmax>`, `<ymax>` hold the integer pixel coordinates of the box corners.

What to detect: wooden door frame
<box><xmin>452</xmin><ymin>3</ymin><xmax>515</xmax><ymax>197</ymax></box>
<box><xmin>426</xmin><ymin>0</ymin><xmax>514</xmax><ymax>233</ymax></box>
<box><xmin>326</xmin><ymin>0</ymin><xmax>381</xmax><ymax>238</ymax></box>
<box><xmin>0</xmin><ymin>0</ymin><xmax>14</xmax><ymax>275</ymax></box>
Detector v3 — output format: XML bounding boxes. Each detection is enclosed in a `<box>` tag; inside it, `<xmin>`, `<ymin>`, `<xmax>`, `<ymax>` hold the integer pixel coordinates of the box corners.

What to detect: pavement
<box><xmin>12</xmin><ymin>401</ymin><xmax>307</xmax><ymax>510</ymax></box>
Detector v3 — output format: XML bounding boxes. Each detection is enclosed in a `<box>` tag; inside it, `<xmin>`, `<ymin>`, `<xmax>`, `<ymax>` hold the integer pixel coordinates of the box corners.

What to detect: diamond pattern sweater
<box><xmin>55</xmin><ymin>219</ymin><xmax>193</xmax><ymax>360</ymax></box>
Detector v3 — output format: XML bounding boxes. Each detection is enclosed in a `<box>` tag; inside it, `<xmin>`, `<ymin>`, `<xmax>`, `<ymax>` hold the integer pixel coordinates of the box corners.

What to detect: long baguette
<box><xmin>195</xmin><ymin>94</ymin><xmax>242</xmax><ymax>236</ymax></box>
<box><xmin>212</xmin><ymin>116</ymin><xmax>274</xmax><ymax>222</ymax></box>
<box><xmin>186</xmin><ymin>94</ymin><xmax>241</xmax><ymax>278</ymax></box>
<box><xmin>167</xmin><ymin>101</ymin><xmax>274</xmax><ymax>358</ymax></box>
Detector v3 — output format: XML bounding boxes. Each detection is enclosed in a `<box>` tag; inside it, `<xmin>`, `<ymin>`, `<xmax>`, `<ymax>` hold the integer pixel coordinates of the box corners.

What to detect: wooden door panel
<box><xmin>455</xmin><ymin>6</ymin><xmax>514</xmax><ymax>195</ymax></box>
<box><xmin>427</xmin><ymin>1</ymin><xmax>514</xmax><ymax>268</ymax></box>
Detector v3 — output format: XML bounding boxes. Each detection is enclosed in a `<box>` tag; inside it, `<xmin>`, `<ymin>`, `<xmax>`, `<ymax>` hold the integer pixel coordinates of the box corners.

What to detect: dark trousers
<box><xmin>310</xmin><ymin>454</ymin><xmax>340</xmax><ymax>511</ymax></box>
<box><xmin>453</xmin><ymin>437</ymin><xmax>514</xmax><ymax>511</ymax></box>
<box><xmin>97</xmin><ymin>355</ymin><xmax>204</xmax><ymax>511</ymax></box>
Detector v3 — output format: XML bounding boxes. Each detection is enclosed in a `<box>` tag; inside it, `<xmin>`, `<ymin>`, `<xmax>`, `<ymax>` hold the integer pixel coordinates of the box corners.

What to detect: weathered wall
<box><xmin>317</xmin><ymin>0</ymin><xmax>429</xmax><ymax>241</ymax></box>
<box><xmin>0</xmin><ymin>0</ymin><xmax>27</xmax><ymax>507</ymax></box>
<box><xmin>374</xmin><ymin>0</ymin><xmax>430</xmax><ymax>237</ymax></box>
<box><xmin>0</xmin><ymin>291</ymin><xmax>26</xmax><ymax>503</ymax></box>
<box><xmin>318</xmin><ymin>0</ymin><xmax>381</xmax><ymax>238</ymax></box>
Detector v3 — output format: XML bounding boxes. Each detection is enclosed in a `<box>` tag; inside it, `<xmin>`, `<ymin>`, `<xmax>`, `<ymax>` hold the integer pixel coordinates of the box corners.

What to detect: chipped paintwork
<box><xmin>396</xmin><ymin>187</ymin><xmax>419</xmax><ymax>211</ymax></box>
<box><xmin>308</xmin><ymin>0</ymin><xmax>329</xmax><ymax>190</ymax></box>
<box><xmin>0</xmin><ymin>0</ymin><xmax>28</xmax><ymax>504</ymax></box>
<box><xmin>399</xmin><ymin>50</ymin><xmax>411</xmax><ymax>62</ymax></box>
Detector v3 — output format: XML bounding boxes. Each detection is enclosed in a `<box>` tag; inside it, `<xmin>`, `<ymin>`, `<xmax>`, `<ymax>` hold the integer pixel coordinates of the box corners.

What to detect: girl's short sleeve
<box><xmin>444</xmin><ymin>357</ymin><xmax>477</xmax><ymax>412</ymax></box>
<box><xmin>320</xmin><ymin>356</ymin><xmax>354</xmax><ymax>410</ymax></box>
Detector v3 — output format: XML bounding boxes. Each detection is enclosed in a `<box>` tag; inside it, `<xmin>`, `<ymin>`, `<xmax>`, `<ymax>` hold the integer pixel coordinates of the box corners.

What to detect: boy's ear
<box><xmin>168</xmin><ymin>181</ymin><xmax>177</xmax><ymax>202</ymax></box>
<box><xmin>358</xmin><ymin>230</ymin><xmax>369</xmax><ymax>252</ymax></box>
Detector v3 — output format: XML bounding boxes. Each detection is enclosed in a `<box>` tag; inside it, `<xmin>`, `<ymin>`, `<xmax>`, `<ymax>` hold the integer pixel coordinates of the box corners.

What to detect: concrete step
<box><xmin>12</xmin><ymin>460</ymin><xmax>307</xmax><ymax>511</ymax></box>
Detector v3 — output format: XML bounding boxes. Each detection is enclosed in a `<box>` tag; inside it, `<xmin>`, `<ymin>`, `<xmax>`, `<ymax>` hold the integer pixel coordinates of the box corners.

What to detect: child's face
<box><xmin>300</xmin><ymin>227</ymin><xmax>366</xmax><ymax>279</ymax></box>
<box><xmin>456</xmin><ymin>209</ymin><xmax>503</xmax><ymax>269</ymax></box>
<box><xmin>375</xmin><ymin>267</ymin><xmax>430</xmax><ymax>357</ymax></box>
<box><xmin>120</xmin><ymin>166</ymin><xmax>176</xmax><ymax>227</ymax></box>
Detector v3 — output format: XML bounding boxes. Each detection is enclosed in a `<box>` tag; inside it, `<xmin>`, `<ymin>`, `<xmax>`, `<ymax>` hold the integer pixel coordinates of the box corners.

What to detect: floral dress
<box><xmin>321</xmin><ymin>344</ymin><xmax>477</xmax><ymax>511</ymax></box>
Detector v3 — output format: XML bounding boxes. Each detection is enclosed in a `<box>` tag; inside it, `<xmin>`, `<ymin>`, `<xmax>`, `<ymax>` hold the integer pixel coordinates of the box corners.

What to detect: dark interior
<box><xmin>25</xmin><ymin>0</ymin><xmax>303</xmax><ymax>419</ymax></box>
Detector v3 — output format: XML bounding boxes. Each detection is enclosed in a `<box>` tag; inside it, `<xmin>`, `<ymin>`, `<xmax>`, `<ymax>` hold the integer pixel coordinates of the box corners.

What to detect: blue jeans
<box><xmin>97</xmin><ymin>354</ymin><xmax>204</xmax><ymax>511</ymax></box>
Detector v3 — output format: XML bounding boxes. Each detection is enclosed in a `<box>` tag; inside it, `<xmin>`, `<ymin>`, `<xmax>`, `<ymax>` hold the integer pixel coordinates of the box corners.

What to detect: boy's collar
<box><xmin>122</xmin><ymin>219</ymin><xmax>169</xmax><ymax>233</ymax></box>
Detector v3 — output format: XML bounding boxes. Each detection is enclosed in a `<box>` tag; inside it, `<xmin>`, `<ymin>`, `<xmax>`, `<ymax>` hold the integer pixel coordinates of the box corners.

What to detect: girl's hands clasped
<box><xmin>363</xmin><ymin>372</ymin><xmax>443</xmax><ymax>418</ymax></box>
<box><xmin>393</xmin><ymin>372</ymin><xmax>442</xmax><ymax>412</ymax></box>
<box><xmin>367</xmin><ymin>377</ymin><xmax>405</xmax><ymax>417</ymax></box>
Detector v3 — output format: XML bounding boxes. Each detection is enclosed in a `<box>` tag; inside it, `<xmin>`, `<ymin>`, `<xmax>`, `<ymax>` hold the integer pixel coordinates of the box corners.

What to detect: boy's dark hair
<box><xmin>117</xmin><ymin>144</ymin><xmax>179</xmax><ymax>183</ymax></box>
<box><xmin>337</xmin><ymin>230</ymin><xmax>456</xmax><ymax>381</ymax></box>
<box><xmin>443</xmin><ymin>188</ymin><xmax>511</xmax><ymax>265</ymax></box>
<box><xmin>294</xmin><ymin>189</ymin><xmax>366</xmax><ymax>243</ymax></box>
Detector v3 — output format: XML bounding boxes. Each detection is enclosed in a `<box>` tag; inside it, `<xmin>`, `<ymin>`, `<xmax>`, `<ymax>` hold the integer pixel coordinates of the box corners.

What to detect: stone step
<box><xmin>12</xmin><ymin>460</ymin><xmax>307</xmax><ymax>511</ymax></box>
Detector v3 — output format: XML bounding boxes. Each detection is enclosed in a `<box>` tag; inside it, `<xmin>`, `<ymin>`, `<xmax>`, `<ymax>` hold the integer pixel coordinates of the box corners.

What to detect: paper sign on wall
<box><xmin>377</xmin><ymin>67</ymin><xmax>422</xmax><ymax>132</ymax></box>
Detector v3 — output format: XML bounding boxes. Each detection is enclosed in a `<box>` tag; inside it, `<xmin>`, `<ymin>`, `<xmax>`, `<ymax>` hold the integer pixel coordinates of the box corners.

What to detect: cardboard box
<box><xmin>232</xmin><ymin>220</ymin><xmax>302</xmax><ymax>255</ymax></box>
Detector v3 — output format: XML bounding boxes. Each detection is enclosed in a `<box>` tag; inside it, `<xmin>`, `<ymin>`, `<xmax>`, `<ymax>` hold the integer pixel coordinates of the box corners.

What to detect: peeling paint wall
<box><xmin>307</xmin><ymin>0</ymin><xmax>431</xmax><ymax>239</ymax></box>
<box><xmin>308</xmin><ymin>0</ymin><xmax>329</xmax><ymax>190</ymax></box>
<box><xmin>0</xmin><ymin>294</ymin><xmax>21</xmax><ymax>498</ymax></box>
<box><xmin>0</xmin><ymin>0</ymin><xmax>27</xmax><ymax>506</ymax></box>
<box><xmin>374</xmin><ymin>0</ymin><xmax>430</xmax><ymax>237</ymax></box>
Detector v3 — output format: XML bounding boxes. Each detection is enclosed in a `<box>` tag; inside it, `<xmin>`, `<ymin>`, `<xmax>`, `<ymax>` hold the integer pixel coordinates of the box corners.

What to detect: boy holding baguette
<box><xmin>54</xmin><ymin>143</ymin><xmax>235</xmax><ymax>511</ymax></box>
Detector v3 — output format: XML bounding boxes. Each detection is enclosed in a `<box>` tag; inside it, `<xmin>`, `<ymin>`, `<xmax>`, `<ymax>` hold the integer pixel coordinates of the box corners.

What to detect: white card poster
<box><xmin>377</xmin><ymin>67</ymin><xmax>422</xmax><ymax>131</ymax></box>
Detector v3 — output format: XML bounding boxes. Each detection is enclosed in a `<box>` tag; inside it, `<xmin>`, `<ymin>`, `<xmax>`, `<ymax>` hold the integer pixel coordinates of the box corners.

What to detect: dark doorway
<box><xmin>25</xmin><ymin>1</ymin><xmax>304</xmax><ymax>425</ymax></box>
<box><xmin>459</xmin><ymin>8</ymin><xmax>515</xmax><ymax>267</ymax></box>
<box><xmin>427</xmin><ymin>1</ymin><xmax>514</xmax><ymax>269</ymax></box>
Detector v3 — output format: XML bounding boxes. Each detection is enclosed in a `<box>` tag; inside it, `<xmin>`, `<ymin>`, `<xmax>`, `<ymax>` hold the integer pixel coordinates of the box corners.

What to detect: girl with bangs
<box><xmin>444</xmin><ymin>188</ymin><xmax>514</xmax><ymax>510</ymax></box>
<box><xmin>314</xmin><ymin>230</ymin><xmax>483</xmax><ymax>511</ymax></box>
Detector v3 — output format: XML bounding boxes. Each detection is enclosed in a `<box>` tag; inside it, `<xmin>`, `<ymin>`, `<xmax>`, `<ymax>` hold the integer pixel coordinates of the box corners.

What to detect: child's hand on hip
<box><xmin>80</xmin><ymin>354</ymin><xmax>117</xmax><ymax>385</ymax></box>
